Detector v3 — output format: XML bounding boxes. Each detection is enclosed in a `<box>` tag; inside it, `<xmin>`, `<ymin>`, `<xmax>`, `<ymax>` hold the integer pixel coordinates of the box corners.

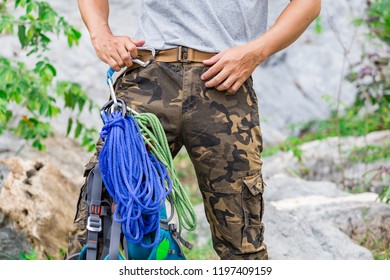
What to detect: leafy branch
<box><xmin>0</xmin><ymin>0</ymin><xmax>98</xmax><ymax>151</ymax></box>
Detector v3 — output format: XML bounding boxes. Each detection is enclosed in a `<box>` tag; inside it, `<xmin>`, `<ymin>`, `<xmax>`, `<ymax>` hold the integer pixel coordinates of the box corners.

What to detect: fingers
<box><xmin>202</xmin><ymin>52</ymin><xmax>222</xmax><ymax>66</ymax></box>
<box><xmin>125</xmin><ymin>40</ymin><xmax>138</xmax><ymax>61</ymax></box>
<box><xmin>201</xmin><ymin>52</ymin><xmax>223</xmax><ymax>81</ymax></box>
<box><xmin>202</xmin><ymin>63</ymin><xmax>224</xmax><ymax>87</ymax></box>
<box><xmin>201</xmin><ymin>46</ymin><xmax>257</xmax><ymax>94</ymax></box>
<box><xmin>228</xmin><ymin>80</ymin><xmax>245</xmax><ymax>94</ymax></box>
<box><xmin>94</xmin><ymin>34</ymin><xmax>145</xmax><ymax>71</ymax></box>
<box><xmin>201</xmin><ymin>57</ymin><xmax>244</xmax><ymax>94</ymax></box>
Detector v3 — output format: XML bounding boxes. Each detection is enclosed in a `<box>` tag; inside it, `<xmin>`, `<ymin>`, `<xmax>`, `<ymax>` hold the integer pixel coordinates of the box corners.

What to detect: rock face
<box><xmin>0</xmin><ymin>157</ymin><xmax>79</xmax><ymax>259</ymax></box>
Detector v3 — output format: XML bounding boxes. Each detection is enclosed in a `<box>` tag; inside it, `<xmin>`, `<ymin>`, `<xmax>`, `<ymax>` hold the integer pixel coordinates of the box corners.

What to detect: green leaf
<box><xmin>38</xmin><ymin>2</ymin><xmax>47</xmax><ymax>19</ymax></box>
<box><xmin>0</xmin><ymin>89</ymin><xmax>7</xmax><ymax>99</ymax></box>
<box><xmin>46</xmin><ymin>63</ymin><xmax>56</xmax><ymax>77</ymax></box>
<box><xmin>39</xmin><ymin>101</ymin><xmax>48</xmax><ymax>115</ymax></box>
<box><xmin>15</xmin><ymin>0</ymin><xmax>22</xmax><ymax>9</ymax></box>
<box><xmin>26</xmin><ymin>25</ymin><xmax>35</xmax><ymax>41</ymax></box>
<box><xmin>74</xmin><ymin>121</ymin><xmax>82</xmax><ymax>138</ymax></box>
<box><xmin>66</xmin><ymin>117</ymin><xmax>73</xmax><ymax>136</ymax></box>
<box><xmin>48</xmin><ymin>105</ymin><xmax>60</xmax><ymax>117</ymax></box>
<box><xmin>17</xmin><ymin>24</ymin><xmax>28</xmax><ymax>48</ymax></box>
<box><xmin>34</xmin><ymin>61</ymin><xmax>45</xmax><ymax>73</ymax></box>
<box><xmin>32</xmin><ymin>139</ymin><xmax>45</xmax><ymax>151</ymax></box>
<box><xmin>26</xmin><ymin>3</ymin><xmax>36</xmax><ymax>14</ymax></box>
<box><xmin>88</xmin><ymin>144</ymin><xmax>96</xmax><ymax>152</ymax></box>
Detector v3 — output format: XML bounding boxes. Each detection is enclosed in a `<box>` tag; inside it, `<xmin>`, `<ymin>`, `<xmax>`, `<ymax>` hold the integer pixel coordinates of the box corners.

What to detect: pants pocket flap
<box><xmin>243</xmin><ymin>172</ymin><xmax>263</xmax><ymax>196</ymax></box>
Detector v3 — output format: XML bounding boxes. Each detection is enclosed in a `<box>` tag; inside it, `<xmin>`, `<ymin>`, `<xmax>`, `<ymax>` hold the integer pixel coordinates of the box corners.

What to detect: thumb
<box><xmin>203</xmin><ymin>52</ymin><xmax>222</xmax><ymax>66</ymax></box>
<box><xmin>132</xmin><ymin>39</ymin><xmax>145</xmax><ymax>47</ymax></box>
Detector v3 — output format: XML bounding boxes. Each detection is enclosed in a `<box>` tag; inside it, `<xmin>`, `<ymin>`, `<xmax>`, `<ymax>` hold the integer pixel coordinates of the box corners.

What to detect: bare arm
<box><xmin>202</xmin><ymin>0</ymin><xmax>322</xmax><ymax>93</ymax></box>
<box><xmin>77</xmin><ymin>0</ymin><xmax>144</xmax><ymax>71</ymax></box>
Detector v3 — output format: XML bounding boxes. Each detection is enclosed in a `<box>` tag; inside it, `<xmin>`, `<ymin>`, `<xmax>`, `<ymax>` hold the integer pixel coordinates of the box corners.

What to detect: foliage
<box><xmin>0</xmin><ymin>0</ymin><xmax>98</xmax><ymax>151</ymax></box>
<box><xmin>347</xmin><ymin>0</ymin><xmax>390</xmax><ymax>132</ymax></box>
<box><xmin>18</xmin><ymin>249</ymin><xmax>58</xmax><ymax>260</ymax></box>
<box><xmin>359</xmin><ymin>0</ymin><xmax>390</xmax><ymax>44</ymax></box>
<box><xmin>19</xmin><ymin>249</ymin><xmax>38</xmax><ymax>260</ymax></box>
<box><xmin>348</xmin><ymin>144</ymin><xmax>390</xmax><ymax>164</ymax></box>
<box><xmin>377</xmin><ymin>186</ymin><xmax>390</xmax><ymax>204</ymax></box>
<box><xmin>262</xmin><ymin>109</ymin><xmax>388</xmax><ymax>159</ymax></box>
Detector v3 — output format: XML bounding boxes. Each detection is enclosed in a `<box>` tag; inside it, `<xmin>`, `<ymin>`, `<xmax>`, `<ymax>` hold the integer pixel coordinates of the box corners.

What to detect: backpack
<box><xmin>68</xmin><ymin>96</ymin><xmax>195</xmax><ymax>260</ymax></box>
<box><xmin>73</xmin><ymin>162</ymin><xmax>192</xmax><ymax>260</ymax></box>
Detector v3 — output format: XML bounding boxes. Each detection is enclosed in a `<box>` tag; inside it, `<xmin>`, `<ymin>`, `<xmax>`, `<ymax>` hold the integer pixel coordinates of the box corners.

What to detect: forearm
<box><xmin>254</xmin><ymin>0</ymin><xmax>321</xmax><ymax>61</ymax></box>
<box><xmin>77</xmin><ymin>0</ymin><xmax>111</xmax><ymax>39</ymax></box>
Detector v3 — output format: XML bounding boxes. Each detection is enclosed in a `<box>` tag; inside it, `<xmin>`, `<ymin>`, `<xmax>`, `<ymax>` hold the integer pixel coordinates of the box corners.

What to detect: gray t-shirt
<box><xmin>134</xmin><ymin>0</ymin><xmax>268</xmax><ymax>53</ymax></box>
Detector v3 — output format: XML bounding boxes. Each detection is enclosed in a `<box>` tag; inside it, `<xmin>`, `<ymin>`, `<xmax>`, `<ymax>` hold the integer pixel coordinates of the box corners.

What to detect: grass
<box><xmin>183</xmin><ymin>233</ymin><xmax>219</xmax><ymax>260</ymax></box>
<box><xmin>262</xmin><ymin>107</ymin><xmax>390</xmax><ymax>159</ymax></box>
<box><xmin>358</xmin><ymin>230</ymin><xmax>390</xmax><ymax>260</ymax></box>
<box><xmin>348</xmin><ymin>144</ymin><xmax>390</xmax><ymax>164</ymax></box>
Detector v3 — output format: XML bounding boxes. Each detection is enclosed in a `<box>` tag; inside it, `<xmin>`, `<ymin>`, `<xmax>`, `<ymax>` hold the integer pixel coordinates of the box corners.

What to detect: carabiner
<box><xmin>131</xmin><ymin>45</ymin><xmax>156</xmax><ymax>68</ymax></box>
<box><xmin>105</xmin><ymin>46</ymin><xmax>155</xmax><ymax>115</ymax></box>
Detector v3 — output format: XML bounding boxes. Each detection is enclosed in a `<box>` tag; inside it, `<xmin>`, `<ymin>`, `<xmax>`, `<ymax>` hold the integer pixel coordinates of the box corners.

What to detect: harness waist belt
<box><xmin>137</xmin><ymin>46</ymin><xmax>216</xmax><ymax>64</ymax></box>
<box><xmin>157</xmin><ymin>46</ymin><xmax>216</xmax><ymax>63</ymax></box>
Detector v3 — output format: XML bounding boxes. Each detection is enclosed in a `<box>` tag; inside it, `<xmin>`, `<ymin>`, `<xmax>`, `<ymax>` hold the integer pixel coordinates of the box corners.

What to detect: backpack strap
<box><xmin>98</xmin><ymin>200</ymin><xmax>113</xmax><ymax>260</ymax></box>
<box><xmin>85</xmin><ymin>163</ymin><xmax>103</xmax><ymax>260</ymax></box>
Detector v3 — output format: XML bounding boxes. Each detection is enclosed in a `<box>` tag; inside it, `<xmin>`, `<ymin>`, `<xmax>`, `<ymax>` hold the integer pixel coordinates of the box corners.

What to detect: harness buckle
<box><xmin>177</xmin><ymin>46</ymin><xmax>190</xmax><ymax>63</ymax></box>
<box><xmin>87</xmin><ymin>215</ymin><xmax>102</xmax><ymax>232</ymax></box>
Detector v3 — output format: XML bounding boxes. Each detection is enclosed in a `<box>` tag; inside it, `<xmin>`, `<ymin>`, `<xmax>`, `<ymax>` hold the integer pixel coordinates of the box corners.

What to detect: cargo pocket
<box><xmin>241</xmin><ymin>171</ymin><xmax>265</xmax><ymax>253</ymax></box>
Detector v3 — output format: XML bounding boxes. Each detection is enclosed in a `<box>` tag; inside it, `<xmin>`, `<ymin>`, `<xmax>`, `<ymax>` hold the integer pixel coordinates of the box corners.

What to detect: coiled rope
<box><xmin>99</xmin><ymin>107</ymin><xmax>197</xmax><ymax>248</ymax></box>
<box><xmin>99</xmin><ymin>110</ymin><xmax>172</xmax><ymax>248</ymax></box>
<box><xmin>135</xmin><ymin>113</ymin><xmax>197</xmax><ymax>232</ymax></box>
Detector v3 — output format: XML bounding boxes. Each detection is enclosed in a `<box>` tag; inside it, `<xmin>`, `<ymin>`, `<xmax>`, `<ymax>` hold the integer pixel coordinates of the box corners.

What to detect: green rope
<box><xmin>134</xmin><ymin>112</ymin><xmax>197</xmax><ymax>233</ymax></box>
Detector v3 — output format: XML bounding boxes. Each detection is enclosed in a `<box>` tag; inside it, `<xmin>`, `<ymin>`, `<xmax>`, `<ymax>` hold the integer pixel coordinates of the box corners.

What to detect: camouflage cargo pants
<box><xmin>66</xmin><ymin>61</ymin><xmax>268</xmax><ymax>260</ymax></box>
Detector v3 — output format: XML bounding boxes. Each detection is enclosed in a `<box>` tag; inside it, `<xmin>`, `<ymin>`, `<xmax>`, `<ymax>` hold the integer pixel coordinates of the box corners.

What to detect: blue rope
<box><xmin>98</xmin><ymin>110</ymin><xmax>172</xmax><ymax>248</ymax></box>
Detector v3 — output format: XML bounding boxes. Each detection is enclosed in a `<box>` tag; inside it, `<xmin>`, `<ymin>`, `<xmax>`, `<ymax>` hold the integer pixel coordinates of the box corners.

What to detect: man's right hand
<box><xmin>91</xmin><ymin>32</ymin><xmax>145</xmax><ymax>71</ymax></box>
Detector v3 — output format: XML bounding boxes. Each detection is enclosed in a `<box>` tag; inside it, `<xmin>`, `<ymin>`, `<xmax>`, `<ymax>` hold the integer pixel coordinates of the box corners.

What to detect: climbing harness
<box><xmin>68</xmin><ymin>47</ymin><xmax>196</xmax><ymax>260</ymax></box>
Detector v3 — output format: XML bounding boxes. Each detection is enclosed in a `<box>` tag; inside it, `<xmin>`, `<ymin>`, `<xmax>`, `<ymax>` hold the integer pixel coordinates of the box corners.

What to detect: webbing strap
<box><xmin>99</xmin><ymin>212</ymin><xmax>112</xmax><ymax>260</ymax></box>
<box><xmin>86</xmin><ymin>163</ymin><xmax>103</xmax><ymax>260</ymax></box>
<box><xmin>108</xmin><ymin>214</ymin><xmax>122</xmax><ymax>260</ymax></box>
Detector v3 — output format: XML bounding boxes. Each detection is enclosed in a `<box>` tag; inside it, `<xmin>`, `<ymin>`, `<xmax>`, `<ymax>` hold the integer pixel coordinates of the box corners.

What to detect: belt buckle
<box><xmin>177</xmin><ymin>46</ymin><xmax>190</xmax><ymax>63</ymax></box>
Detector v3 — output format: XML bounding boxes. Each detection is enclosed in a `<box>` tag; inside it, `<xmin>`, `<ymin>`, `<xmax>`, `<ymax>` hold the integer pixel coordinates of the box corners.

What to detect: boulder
<box><xmin>0</xmin><ymin>157</ymin><xmax>79</xmax><ymax>259</ymax></box>
<box><xmin>264</xmin><ymin>175</ymin><xmax>389</xmax><ymax>259</ymax></box>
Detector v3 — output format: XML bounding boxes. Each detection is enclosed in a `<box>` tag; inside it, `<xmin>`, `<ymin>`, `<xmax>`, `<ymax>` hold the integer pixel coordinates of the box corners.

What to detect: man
<box><xmin>67</xmin><ymin>0</ymin><xmax>321</xmax><ymax>260</ymax></box>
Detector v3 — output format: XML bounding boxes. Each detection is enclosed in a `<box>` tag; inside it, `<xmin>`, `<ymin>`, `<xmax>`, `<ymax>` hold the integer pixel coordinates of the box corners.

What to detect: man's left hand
<box><xmin>201</xmin><ymin>41</ymin><xmax>265</xmax><ymax>94</ymax></box>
